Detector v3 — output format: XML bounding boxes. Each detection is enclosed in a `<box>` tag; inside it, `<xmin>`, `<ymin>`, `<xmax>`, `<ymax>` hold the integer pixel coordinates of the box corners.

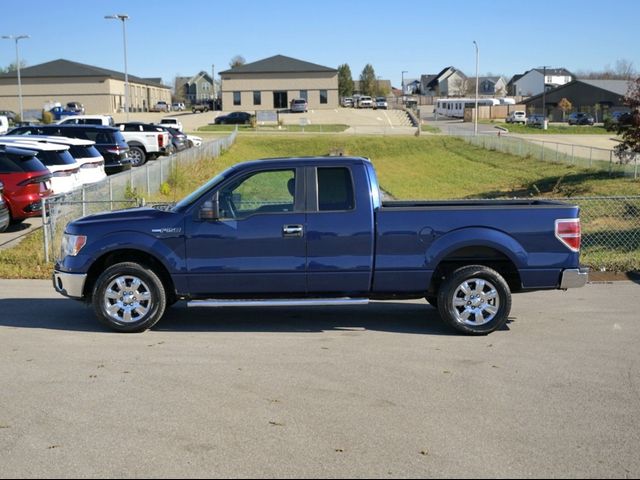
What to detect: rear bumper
<box><xmin>560</xmin><ymin>267</ymin><xmax>589</xmax><ymax>289</ymax></box>
<box><xmin>53</xmin><ymin>270</ymin><xmax>87</xmax><ymax>299</ymax></box>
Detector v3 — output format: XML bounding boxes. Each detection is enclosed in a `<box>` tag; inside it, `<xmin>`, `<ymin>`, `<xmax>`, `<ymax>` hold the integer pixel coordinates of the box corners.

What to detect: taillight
<box><xmin>18</xmin><ymin>174</ymin><xmax>52</xmax><ymax>186</ymax></box>
<box><xmin>52</xmin><ymin>168</ymin><xmax>80</xmax><ymax>177</ymax></box>
<box><xmin>158</xmin><ymin>134</ymin><xmax>164</xmax><ymax>148</ymax></box>
<box><xmin>555</xmin><ymin>219</ymin><xmax>581</xmax><ymax>252</ymax></box>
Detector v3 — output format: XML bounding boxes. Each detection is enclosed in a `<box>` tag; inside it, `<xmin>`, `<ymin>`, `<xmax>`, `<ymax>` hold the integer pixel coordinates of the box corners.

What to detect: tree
<box><xmin>337</xmin><ymin>64</ymin><xmax>354</xmax><ymax>98</ymax></box>
<box><xmin>606</xmin><ymin>77</ymin><xmax>640</xmax><ymax>164</ymax></box>
<box><xmin>359</xmin><ymin>64</ymin><xmax>377</xmax><ymax>96</ymax></box>
<box><xmin>0</xmin><ymin>61</ymin><xmax>27</xmax><ymax>73</ymax></box>
<box><xmin>558</xmin><ymin>98</ymin><xmax>572</xmax><ymax>121</ymax></box>
<box><xmin>229</xmin><ymin>55</ymin><xmax>246</xmax><ymax>69</ymax></box>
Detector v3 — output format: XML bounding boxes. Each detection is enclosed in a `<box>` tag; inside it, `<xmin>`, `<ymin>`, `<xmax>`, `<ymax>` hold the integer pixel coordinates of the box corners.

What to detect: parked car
<box><xmin>186</xmin><ymin>135</ymin><xmax>203</xmax><ymax>148</ymax></box>
<box><xmin>52</xmin><ymin>156</ymin><xmax>587</xmax><ymax>334</ymax></box>
<box><xmin>373</xmin><ymin>97</ymin><xmax>388</xmax><ymax>110</ymax></box>
<box><xmin>159</xmin><ymin>117</ymin><xmax>183</xmax><ymax>132</ymax></box>
<box><xmin>57</xmin><ymin>115</ymin><xmax>114</xmax><ymax>127</ymax></box>
<box><xmin>568</xmin><ymin>112</ymin><xmax>595</xmax><ymax>126</ymax></box>
<box><xmin>155</xmin><ymin>126</ymin><xmax>189</xmax><ymax>153</ymax></box>
<box><xmin>527</xmin><ymin>114</ymin><xmax>545</xmax><ymax>127</ymax></box>
<box><xmin>341</xmin><ymin>97</ymin><xmax>354</xmax><ymax>108</ymax></box>
<box><xmin>506</xmin><ymin>111</ymin><xmax>527</xmax><ymax>124</ymax></box>
<box><xmin>66</xmin><ymin>102</ymin><xmax>85</xmax><ymax>114</ymax></box>
<box><xmin>0</xmin><ymin>110</ymin><xmax>18</xmax><ymax>123</ymax></box>
<box><xmin>1</xmin><ymin>135</ymin><xmax>106</xmax><ymax>186</ymax></box>
<box><xmin>7</xmin><ymin>125</ymin><xmax>132</xmax><ymax>175</ymax></box>
<box><xmin>357</xmin><ymin>96</ymin><xmax>373</xmax><ymax>108</ymax></box>
<box><xmin>213</xmin><ymin>112</ymin><xmax>252</xmax><ymax>125</ymax></box>
<box><xmin>0</xmin><ymin>139</ymin><xmax>81</xmax><ymax>195</ymax></box>
<box><xmin>0</xmin><ymin>115</ymin><xmax>8</xmax><ymax>134</ymax></box>
<box><xmin>191</xmin><ymin>102</ymin><xmax>210</xmax><ymax>113</ymax></box>
<box><xmin>152</xmin><ymin>101</ymin><xmax>170</xmax><ymax>112</ymax></box>
<box><xmin>0</xmin><ymin>181</ymin><xmax>9</xmax><ymax>232</ymax></box>
<box><xmin>290</xmin><ymin>98</ymin><xmax>308</xmax><ymax>113</ymax></box>
<box><xmin>115</xmin><ymin>122</ymin><xmax>171</xmax><ymax>166</ymax></box>
<box><xmin>171</xmin><ymin>102</ymin><xmax>185</xmax><ymax>111</ymax></box>
<box><xmin>0</xmin><ymin>144</ymin><xmax>52</xmax><ymax>225</ymax></box>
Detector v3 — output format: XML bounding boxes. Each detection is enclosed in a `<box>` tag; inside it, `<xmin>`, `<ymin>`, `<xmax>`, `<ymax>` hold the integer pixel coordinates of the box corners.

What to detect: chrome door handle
<box><xmin>283</xmin><ymin>224</ymin><xmax>304</xmax><ymax>237</ymax></box>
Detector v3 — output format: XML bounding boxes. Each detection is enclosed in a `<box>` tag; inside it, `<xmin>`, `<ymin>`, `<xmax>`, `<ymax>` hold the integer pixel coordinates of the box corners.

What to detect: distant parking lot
<box><xmin>1</xmin><ymin>279</ymin><xmax>639</xmax><ymax>477</ymax></box>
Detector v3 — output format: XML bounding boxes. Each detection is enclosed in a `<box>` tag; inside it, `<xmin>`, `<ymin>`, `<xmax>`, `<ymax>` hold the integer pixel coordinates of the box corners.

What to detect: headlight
<box><xmin>61</xmin><ymin>233</ymin><xmax>87</xmax><ymax>257</ymax></box>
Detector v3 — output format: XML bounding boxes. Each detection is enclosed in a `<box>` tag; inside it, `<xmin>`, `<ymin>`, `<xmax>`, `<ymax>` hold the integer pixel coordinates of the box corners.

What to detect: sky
<box><xmin>1</xmin><ymin>0</ymin><xmax>639</xmax><ymax>88</ymax></box>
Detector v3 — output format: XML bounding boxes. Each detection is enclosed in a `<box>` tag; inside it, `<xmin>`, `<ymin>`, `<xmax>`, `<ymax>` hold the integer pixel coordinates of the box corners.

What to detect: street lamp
<box><xmin>105</xmin><ymin>14</ymin><xmax>130</xmax><ymax>120</ymax></box>
<box><xmin>401</xmin><ymin>70</ymin><xmax>408</xmax><ymax>96</ymax></box>
<box><xmin>473</xmin><ymin>40</ymin><xmax>479</xmax><ymax>136</ymax></box>
<box><xmin>539</xmin><ymin>65</ymin><xmax>551</xmax><ymax>130</ymax></box>
<box><xmin>2</xmin><ymin>34</ymin><xmax>30</xmax><ymax>121</ymax></box>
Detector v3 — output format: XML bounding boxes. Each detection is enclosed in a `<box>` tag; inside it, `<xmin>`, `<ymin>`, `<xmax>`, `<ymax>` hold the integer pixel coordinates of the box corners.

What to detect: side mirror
<box><xmin>200</xmin><ymin>193</ymin><xmax>220</xmax><ymax>221</ymax></box>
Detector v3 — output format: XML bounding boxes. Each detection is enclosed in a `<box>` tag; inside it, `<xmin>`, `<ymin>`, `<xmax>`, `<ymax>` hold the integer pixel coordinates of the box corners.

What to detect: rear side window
<box><xmin>317</xmin><ymin>167</ymin><xmax>355</xmax><ymax>211</ymax></box>
<box><xmin>0</xmin><ymin>152</ymin><xmax>47</xmax><ymax>173</ymax></box>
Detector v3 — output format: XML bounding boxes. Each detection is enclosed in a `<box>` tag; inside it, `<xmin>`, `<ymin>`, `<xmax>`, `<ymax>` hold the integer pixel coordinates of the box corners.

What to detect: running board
<box><xmin>187</xmin><ymin>298</ymin><xmax>369</xmax><ymax>308</ymax></box>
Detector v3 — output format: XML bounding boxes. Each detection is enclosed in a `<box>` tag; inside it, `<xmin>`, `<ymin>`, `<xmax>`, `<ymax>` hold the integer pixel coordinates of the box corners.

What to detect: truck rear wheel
<box><xmin>92</xmin><ymin>262</ymin><xmax>167</xmax><ymax>332</ymax></box>
<box><xmin>128</xmin><ymin>146</ymin><xmax>146</xmax><ymax>167</ymax></box>
<box><xmin>437</xmin><ymin>265</ymin><xmax>511</xmax><ymax>335</ymax></box>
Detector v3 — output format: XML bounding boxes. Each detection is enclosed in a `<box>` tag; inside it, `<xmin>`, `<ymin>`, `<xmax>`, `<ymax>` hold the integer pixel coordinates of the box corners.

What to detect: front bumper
<box><xmin>53</xmin><ymin>270</ymin><xmax>87</xmax><ymax>299</ymax></box>
<box><xmin>560</xmin><ymin>267</ymin><xmax>589</xmax><ymax>289</ymax></box>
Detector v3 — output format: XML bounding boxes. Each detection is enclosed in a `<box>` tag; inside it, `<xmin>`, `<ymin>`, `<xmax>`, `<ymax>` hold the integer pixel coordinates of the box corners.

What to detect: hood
<box><xmin>66</xmin><ymin>207</ymin><xmax>183</xmax><ymax>237</ymax></box>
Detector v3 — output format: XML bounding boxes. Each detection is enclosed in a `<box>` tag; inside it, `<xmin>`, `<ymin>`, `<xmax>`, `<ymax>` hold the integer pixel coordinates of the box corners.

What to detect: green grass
<box><xmin>482</xmin><ymin>121</ymin><xmax>612</xmax><ymax>135</ymax></box>
<box><xmin>421</xmin><ymin>124</ymin><xmax>441</xmax><ymax>133</ymax></box>
<box><xmin>2</xmin><ymin>134</ymin><xmax>638</xmax><ymax>279</ymax></box>
<box><xmin>197</xmin><ymin>124</ymin><xmax>349</xmax><ymax>133</ymax></box>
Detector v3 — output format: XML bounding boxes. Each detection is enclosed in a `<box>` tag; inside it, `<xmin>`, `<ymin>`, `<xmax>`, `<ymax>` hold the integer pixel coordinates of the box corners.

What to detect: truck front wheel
<box><xmin>92</xmin><ymin>262</ymin><xmax>167</xmax><ymax>332</ymax></box>
<box><xmin>437</xmin><ymin>265</ymin><xmax>511</xmax><ymax>335</ymax></box>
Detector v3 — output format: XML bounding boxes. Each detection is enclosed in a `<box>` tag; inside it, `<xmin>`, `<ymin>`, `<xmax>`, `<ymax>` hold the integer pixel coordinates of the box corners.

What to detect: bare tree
<box><xmin>229</xmin><ymin>55</ymin><xmax>246</xmax><ymax>69</ymax></box>
<box><xmin>607</xmin><ymin>77</ymin><xmax>640</xmax><ymax>163</ymax></box>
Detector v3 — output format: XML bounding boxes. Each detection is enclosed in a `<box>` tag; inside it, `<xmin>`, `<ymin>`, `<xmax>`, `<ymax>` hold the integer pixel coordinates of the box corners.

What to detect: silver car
<box><xmin>290</xmin><ymin>99</ymin><xmax>308</xmax><ymax>113</ymax></box>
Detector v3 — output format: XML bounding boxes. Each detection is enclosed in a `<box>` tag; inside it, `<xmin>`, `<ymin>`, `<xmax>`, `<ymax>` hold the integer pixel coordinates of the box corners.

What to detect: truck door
<box><xmin>184</xmin><ymin>167</ymin><xmax>307</xmax><ymax>296</ymax></box>
<box><xmin>305</xmin><ymin>165</ymin><xmax>375</xmax><ymax>294</ymax></box>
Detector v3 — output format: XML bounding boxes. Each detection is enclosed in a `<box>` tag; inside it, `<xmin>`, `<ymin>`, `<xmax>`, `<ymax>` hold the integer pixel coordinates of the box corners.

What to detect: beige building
<box><xmin>0</xmin><ymin>59</ymin><xmax>171</xmax><ymax>117</ymax></box>
<box><xmin>219</xmin><ymin>55</ymin><xmax>338</xmax><ymax>112</ymax></box>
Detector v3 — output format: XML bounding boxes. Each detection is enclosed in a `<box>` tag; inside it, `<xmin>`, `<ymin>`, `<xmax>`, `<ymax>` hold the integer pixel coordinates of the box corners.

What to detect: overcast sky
<box><xmin>1</xmin><ymin>0</ymin><xmax>638</xmax><ymax>87</ymax></box>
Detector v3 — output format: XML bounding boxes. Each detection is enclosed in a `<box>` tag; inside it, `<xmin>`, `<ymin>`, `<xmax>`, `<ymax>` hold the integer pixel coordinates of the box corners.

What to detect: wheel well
<box><xmin>83</xmin><ymin>249</ymin><xmax>176</xmax><ymax>300</ymax></box>
<box><xmin>128</xmin><ymin>142</ymin><xmax>146</xmax><ymax>152</ymax></box>
<box><xmin>428</xmin><ymin>246</ymin><xmax>522</xmax><ymax>294</ymax></box>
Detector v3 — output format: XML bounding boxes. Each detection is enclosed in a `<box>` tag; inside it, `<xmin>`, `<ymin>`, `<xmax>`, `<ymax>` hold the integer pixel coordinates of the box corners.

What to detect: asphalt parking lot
<box><xmin>1</xmin><ymin>279</ymin><xmax>639</xmax><ymax>478</ymax></box>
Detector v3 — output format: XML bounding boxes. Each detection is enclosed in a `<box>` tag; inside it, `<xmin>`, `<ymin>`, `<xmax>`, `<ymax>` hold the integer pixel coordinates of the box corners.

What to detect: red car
<box><xmin>0</xmin><ymin>181</ymin><xmax>10</xmax><ymax>232</ymax></box>
<box><xmin>0</xmin><ymin>144</ymin><xmax>53</xmax><ymax>224</ymax></box>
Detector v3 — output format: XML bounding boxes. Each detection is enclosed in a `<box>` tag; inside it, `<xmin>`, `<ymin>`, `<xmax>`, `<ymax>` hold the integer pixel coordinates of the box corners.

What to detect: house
<box><xmin>176</xmin><ymin>71</ymin><xmax>214</xmax><ymax>104</ymax></box>
<box><xmin>477</xmin><ymin>76</ymin><xmax>507</xmax><ymax>96</ymax></box>
<box><xmin>521</xmin><ymin>79</ymin><xmax>629</xmax><ymax>121</ymax></box>
<box><xmin>403</xmin><ymin>79</ymin><xmax>420</xmax><ymax>95</ymax></box>
<box><xmin>219</xmin><ymin>54</ymin><xmax>338</xmax><ymax>111</ymax></box>
<box><xmin>420</xmin><ymin>67</ymin><xmax>467</xmax><ymax>97</ymax></box>
<box><xmin>508</xmin><ymin>68</ymin><xmax>573</xmax><ymax>97</ymax></box>
<box><xmin>0</xmin><ymin>58</ymin><xmax>171</xmax><ymax>114</ymax></box>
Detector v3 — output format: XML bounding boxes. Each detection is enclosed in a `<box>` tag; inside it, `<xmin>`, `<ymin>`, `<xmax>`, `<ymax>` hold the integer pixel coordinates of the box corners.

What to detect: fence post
<box><xmin>146</xmin><ymin>164</ymin><xmax>150</xmax><ymax>195</ymax></box>
<box><xmin>42</xmin><ymin>198</ymin><xmax>49</xmax><ymax>263</ymax></box>
<box><xmin>541</xmin><ymin>142</ymin><xmax>545</xmax><ymax>162</ymax></box>
<box><xmin>82</xmin><ymin>186</ymin><xmax>86</xmax><ymax>217</ymax></box>
<box><xmin>109</xmin><ymin>177</ymin><xmax>113</xmax><ymax>210</ymax></box>
<box><xmin>590</xmin><ymin>148</ymin><xmax>593</xmax><ymax>168</ymax></box>
<box><xmin>609</xmin><ymin>150</ymin><xmax>613</xmax><ymax>175</ymax></box>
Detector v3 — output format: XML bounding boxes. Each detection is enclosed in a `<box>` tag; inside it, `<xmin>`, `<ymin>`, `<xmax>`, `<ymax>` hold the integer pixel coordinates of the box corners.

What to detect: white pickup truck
<box><xmin>158</xmin><ymin>117</ymin><xmax>183</xmax><ymax>132</ymax></box>
<box><xmin>115</xmin><ymin>122</ymin><xmax>170</xmax><ymax>166</ymax></box>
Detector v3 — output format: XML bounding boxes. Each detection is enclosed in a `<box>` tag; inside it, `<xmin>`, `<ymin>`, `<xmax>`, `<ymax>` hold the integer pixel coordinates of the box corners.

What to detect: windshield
<box><xmin>173</xmin><ymin>168</ymin><xmax>235</xmax><ymax>211</ymax></box>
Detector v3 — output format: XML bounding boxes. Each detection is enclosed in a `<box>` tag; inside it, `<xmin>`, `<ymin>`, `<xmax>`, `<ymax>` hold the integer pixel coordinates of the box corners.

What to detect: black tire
<box><xmin>92</xmin><ymin>262</ymin><xmax>167</xmax><ymax>333</ymax></box>
<box><xmin>425</xmin><ymin>294</ymin><xmax>438</xmax><ymax>307</ymax></box>
<box><xmin>437</xmin><ymin>265</ymin><xmax>511</xmax><ymax>335</ymax></box>
<box><xmin>128</xmin><ymin>146</ymin><xmax>146</xmax><ymax>167</ymax></box>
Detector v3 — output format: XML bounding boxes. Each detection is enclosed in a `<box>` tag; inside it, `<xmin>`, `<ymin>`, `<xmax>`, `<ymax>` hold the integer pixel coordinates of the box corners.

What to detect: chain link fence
<box><xmin>446</xmin><ymin>126</ymin><xmax>639</xmax><ymax>179</ymax></box>
<box><xmin>42</xmin><ymin>132</ymin><xmax>237</xmax><ymax>261</ymax></box>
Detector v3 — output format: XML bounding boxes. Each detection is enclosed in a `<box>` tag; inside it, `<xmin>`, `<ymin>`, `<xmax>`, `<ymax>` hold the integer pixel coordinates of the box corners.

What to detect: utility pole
<box><xmin>2</xmin><ymin>34</ymin><xmax>30</xmax><ymax>121</ymax></box>
<box><xmin>473</xmin><ymin>40</ymin><xmax>479</xmax><ymax>136</ymax></box>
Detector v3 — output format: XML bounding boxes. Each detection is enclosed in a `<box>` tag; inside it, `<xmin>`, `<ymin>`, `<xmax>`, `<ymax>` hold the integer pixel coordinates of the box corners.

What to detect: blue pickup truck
<box><xmin>53</xmin><ymin>156</ymin><xmax>588</xmax><ymax>334</ymax></box>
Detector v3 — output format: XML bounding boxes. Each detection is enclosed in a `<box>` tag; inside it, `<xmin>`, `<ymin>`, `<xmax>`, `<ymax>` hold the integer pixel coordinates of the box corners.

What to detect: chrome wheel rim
<box><xmin>129</xmin><ymin>150</ymin><xmax>143</xmax><ymax>166</ymax></box>
<box><xmin>104</xmin><ymin>275</ymin><xmax>152</xmax><ymax>323</ymax></box>
<box><xmin>451</xmin><ymin>278</ymin><xmax>500</xmax><ymax>326</ymax></box>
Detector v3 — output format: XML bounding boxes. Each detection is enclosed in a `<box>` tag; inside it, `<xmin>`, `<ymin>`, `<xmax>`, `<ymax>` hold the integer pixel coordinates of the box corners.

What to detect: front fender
<box><xmin>425</xmin><ymin>227</ymin><xmax>528</xmax><ymax>269</ymax></box>
<box><xmin>57</xmin><ymin>230</ymin><xmax>186</xmax><ymax>275</ymax></box>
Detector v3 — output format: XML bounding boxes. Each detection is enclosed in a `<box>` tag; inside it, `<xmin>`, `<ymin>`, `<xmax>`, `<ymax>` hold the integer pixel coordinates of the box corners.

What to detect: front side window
<box><xmin>233</xmin><ymin>91</ymin><xmax>241</xmax><ymax>106</ymax></box>
<box><xmin>219</xmin><ymin>169</ymin><xmax>296</xmax><ymax>219</ymax></box>
<box><xmin>317</xmin><ymin>167</ymin><xmax>354</xmax><ymax>211</ymax></box>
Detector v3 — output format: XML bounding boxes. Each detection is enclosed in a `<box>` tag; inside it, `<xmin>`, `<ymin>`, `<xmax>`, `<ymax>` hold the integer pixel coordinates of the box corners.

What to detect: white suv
<box><xmin>357</xmin><ymin>96</ymin><xmax>373</xmax><ymax>108</ymax></box>
<box><xmin>506</xmin><ymin>111</ymin><xmax>527</xmax><ymax>124</ymax></box>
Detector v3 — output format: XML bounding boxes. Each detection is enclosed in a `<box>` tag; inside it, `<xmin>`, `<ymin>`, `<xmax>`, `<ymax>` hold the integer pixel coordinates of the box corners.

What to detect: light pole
<box><xmin>401</xmin><ymin>70</ymin><xmax>408</xmax><ymax>95</ymax></box>
<box><xmin>105</xmin><ymin>14</ymin><xmax>130</xmax><ymax>120</ymax></box>
<box><xmin>539</xmin><ymin>65</ymin><xmax>551</xmax><ymax>130</ymax></box>
<box><xmin>473</xmin><ymin>40</ymin><xmax>479</xmax><ymax>136</ymax></box>
<box><xmin>2</xmin><ymin>34</ymin><xmax>29</xmax><ymax>121</ymax></box>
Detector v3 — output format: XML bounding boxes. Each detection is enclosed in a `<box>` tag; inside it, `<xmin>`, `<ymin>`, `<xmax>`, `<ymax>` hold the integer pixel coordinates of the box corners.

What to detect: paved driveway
<box><xmin>1</xmin><ymin>279</ymin><xmax>639</xmax><ymax>478</ymax></box>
